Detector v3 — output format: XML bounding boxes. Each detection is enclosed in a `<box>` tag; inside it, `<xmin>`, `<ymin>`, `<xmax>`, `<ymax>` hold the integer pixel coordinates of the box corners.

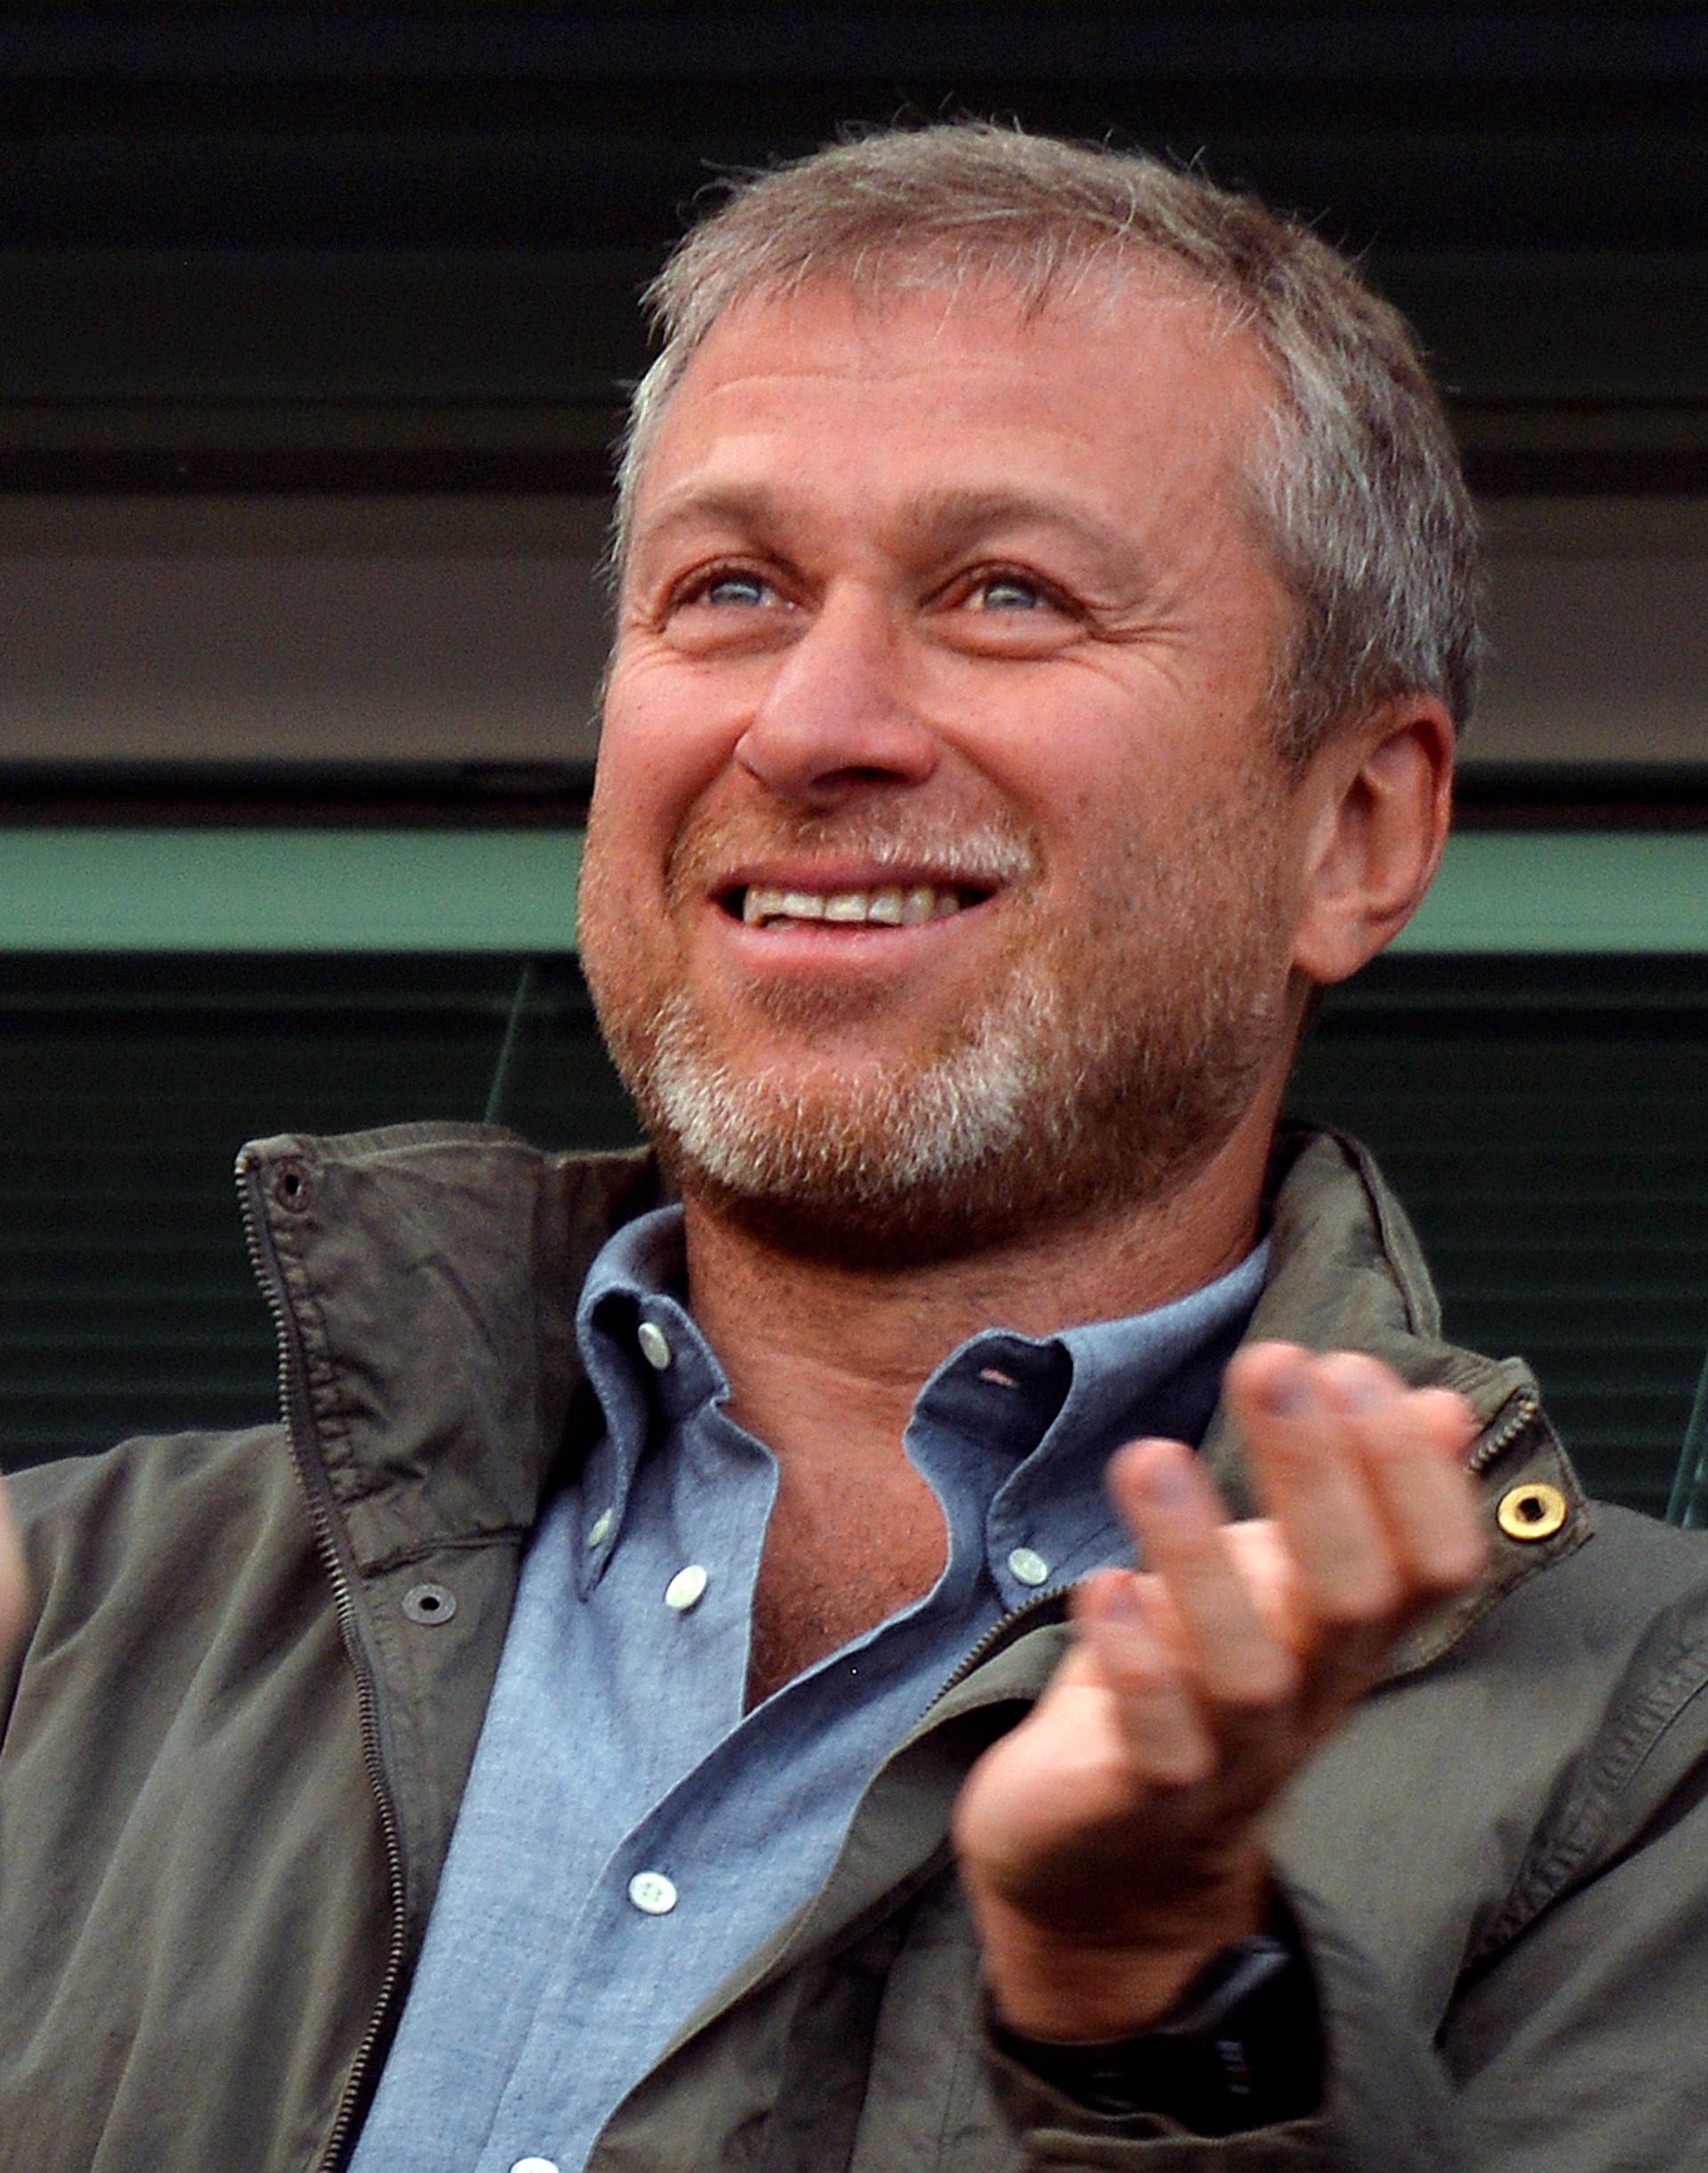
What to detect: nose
<box><xmin>735</xmin><ymin>588</ymin><xmax>939</xmax><ymax>810</ymax></box>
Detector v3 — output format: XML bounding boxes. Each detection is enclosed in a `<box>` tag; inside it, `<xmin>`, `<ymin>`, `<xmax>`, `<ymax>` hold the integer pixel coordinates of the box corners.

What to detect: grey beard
<box><xmin>640</xmin><ymin>971</ymin><xmax>1069</xmax><ymax>1244</ymax></box>
<box><xmin>586</xmin><ymin>789</ymin><xmax>1292</xmax><ymax>1267</ymax></box>
<box><xmin>616</xmin><ymin>960</ymin><xmax>1276</xmax><ymax>1269</ymax></box>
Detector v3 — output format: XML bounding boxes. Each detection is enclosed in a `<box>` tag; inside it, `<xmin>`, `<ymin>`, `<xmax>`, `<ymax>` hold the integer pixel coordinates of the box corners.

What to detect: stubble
<box><xmin>580</xmin><ymin>785</ymin><xmax>1293</xmax><ymax>1268</ymax></box>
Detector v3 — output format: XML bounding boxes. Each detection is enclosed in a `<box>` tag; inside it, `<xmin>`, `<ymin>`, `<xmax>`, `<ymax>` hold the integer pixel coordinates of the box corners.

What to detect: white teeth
<box><xmin>743</xmin><ymin>887</ymin><xmax>825</xmax><ymax>926</ymax></box>
<box><xmin>740</xmin><ymin>882</ymin><xmax>970</xmax><ymax>928</ymax></box>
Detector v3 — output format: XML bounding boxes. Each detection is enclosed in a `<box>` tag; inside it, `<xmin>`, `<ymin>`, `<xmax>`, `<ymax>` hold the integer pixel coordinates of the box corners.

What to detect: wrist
<box><xmin>981</xmin><ymin>1925</ymin><xmax>1212</xmax><ymax>2040</ymax></box>
<box><xmin>974</xmin><ymin>1872</ymin><xmax>1272</xmax><ymax>2040</ymax></box>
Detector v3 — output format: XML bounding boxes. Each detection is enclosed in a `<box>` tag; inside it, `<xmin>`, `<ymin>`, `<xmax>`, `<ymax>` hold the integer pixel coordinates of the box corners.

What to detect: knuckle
<box><xmin>1414</xmin><ymin>1388</ymin><xmax>1479</xmax><ymax>1440</ymax></box>
<box><xmin>1317</xmin><ymin>1351</ymin><xmax>1393</xmax><ymax>1402</ymax></box>
<box><xmin>1415</xmin><ymin>1535</ymin><xmax>1490</xmax><ymax>1594</ymax></box>
<box><xmin>1212</xmin><ymin>1649</ymin><xmax>1301</xmax><ymax>1712</ymax></box>
<box><xmin>1148</xmin><ymin>1739</ymin><xmax>1218</xmax><ymax>1791</ymax></box>
<box><xmin>1314</xmin><ymin>1571</ymin><xmax>1403</xmax><ymax>1630</ymax></box>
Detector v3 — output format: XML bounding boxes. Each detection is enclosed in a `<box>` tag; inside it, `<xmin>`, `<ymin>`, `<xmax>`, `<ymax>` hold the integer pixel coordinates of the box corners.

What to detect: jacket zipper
<box><xmin>921</xmin><ymin>1586</ymin><xmax>1072</xmax><ymax>1718</ymax></box>
<box><xmin>237</xmin><ymin>1152</ymin><xmax>410</xmax><ymax>2173</ymax></box>
<box><xmin>1468</xmin><ymin>1387</ymin><xmax>1543</xmax><ymax>1476</ymax></box>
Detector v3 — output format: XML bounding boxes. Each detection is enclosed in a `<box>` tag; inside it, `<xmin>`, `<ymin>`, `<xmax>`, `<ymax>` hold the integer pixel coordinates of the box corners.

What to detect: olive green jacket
<box><xmin>6</xmin><ymin>1122</ymin><xmax>1708</xmax><ymax>2172</ymax></box>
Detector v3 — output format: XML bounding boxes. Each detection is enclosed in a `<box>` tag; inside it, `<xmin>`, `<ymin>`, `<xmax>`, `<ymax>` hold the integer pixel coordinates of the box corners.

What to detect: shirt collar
<box><xmin>574</xmin><ymin>1203</ymin><xmax>1267</xmax><ymax>1588</ymax></box>
<box><xmin>971</xmin><ymin>1247</ymin><xmax>1269</xmax><ymax>1596</ymax></box>
<box><xmin>575</xmin><ymin>1206</ymin><xmax>718</xmax><ymax>1562</ymax></box>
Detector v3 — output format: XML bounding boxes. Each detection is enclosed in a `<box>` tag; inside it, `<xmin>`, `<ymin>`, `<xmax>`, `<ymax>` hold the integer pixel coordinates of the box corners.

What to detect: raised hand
<box><xmin>953</xmin><ymin>1341</ymin><xmax>1486</xmax><ymax>2040</ymax></box>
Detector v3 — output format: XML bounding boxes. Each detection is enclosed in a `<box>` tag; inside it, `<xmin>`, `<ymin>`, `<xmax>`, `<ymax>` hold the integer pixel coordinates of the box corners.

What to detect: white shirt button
<box><xmin>511</xmin><ymin>2159</ymin><xmax>560</xmax><ymax>2173</ymax></box>
<box><xmin>1008</xmin><ymin>1546</ymin><xmax>1051</xmax><ymax>1588</ymax></box>
<box><xmin>586</xmin><ymin>1508</ymin><xmax>614</xmax><ymax>1549</ymax></box>
<box><xmin>637</xmin><ymin>1320</ymin><xmax>673</xmax><ymax>1370</ymax></box>
<box><xmin>664</xmin><ymin>1565</ymin><xmax>709</xmax><ymax>1612</ymax></box>
<box><xmin>628</xmin><ymin>1870</ymin><xmax>679</xmax><ymax>1916</ymax></box>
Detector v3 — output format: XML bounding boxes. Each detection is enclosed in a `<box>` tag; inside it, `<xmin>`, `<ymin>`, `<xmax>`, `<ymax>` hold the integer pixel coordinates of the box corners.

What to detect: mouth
<box><xmin>727</xmin><ymin>880</ymin><xmax>994</xmax><ymax>930</ymax></box>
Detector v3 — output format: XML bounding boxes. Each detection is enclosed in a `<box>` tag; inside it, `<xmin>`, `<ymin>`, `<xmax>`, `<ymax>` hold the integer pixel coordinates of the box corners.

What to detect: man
<box><xmin>4</xmin><ymin>121</ymin><xmax>1708</xmax><ymax>2171</ymax></box>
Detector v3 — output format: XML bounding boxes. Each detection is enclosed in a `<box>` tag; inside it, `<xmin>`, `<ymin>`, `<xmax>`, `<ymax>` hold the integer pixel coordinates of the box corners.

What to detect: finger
<box><xmin>1222</xmin><ymin>1345</ymin><xmax>1414</xmax><ymax>1670</ymax></box>
<box><xmin>1226</xmin><ymin>1346</ymin><xmax>1486</xmax><ymax>1675</ymax></box>
<box><xmin>1220</xmin><ymin>1517</ymin><xmax>1303</xmax><ymax>1648</ymax></box>
<box><xmin>1308</xmin><ymin>1354</ymin><xmax>1487</xmax><ymax>1597</ymax></box>
<box><xmin>1107</xmin><ymin>1438</ymin><xmax>1301</xmax><ymax>1712</ymax></box>
<box><xmin>1072</xmin><ymin>1568</ymin><xmax>1217</xmax><ymax>1787</ymax></box>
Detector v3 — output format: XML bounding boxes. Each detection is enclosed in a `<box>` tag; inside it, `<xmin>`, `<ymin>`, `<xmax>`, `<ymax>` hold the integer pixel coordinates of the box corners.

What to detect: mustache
<box><xmin>665</xmin><ymin>804</ymin><xmax>1040</xmax><ymax>903</ymax></box>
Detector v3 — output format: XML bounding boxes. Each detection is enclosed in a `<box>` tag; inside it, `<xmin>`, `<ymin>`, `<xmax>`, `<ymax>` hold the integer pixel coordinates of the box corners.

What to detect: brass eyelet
<box><xmin>1496</xmin><ymin>1482</ymin><xmax>1568</xmax><ymax>1543</ymax></box>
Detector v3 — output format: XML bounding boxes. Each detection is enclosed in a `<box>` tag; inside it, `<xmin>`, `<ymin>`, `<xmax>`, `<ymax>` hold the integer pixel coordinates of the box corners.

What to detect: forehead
<box><xmin>628</xmin><ymin>267</ymin><xmax>1281</xmax><ymax>554</ymax></box>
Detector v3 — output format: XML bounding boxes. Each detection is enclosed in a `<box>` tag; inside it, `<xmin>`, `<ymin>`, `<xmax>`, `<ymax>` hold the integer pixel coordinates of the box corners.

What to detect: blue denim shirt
<box><xmin>349</xmin><ymin>1207</ymin><xmax>1267</xmax><ymax>2173</ymax></box>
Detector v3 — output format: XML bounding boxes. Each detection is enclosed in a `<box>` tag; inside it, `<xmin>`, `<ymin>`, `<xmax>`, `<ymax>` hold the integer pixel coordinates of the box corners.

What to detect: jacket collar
<box><xmin>1202</xmin><ymin>1124</ymin><xmax>1589</xmax><ymax>1674</ymax></box>
<box><xmin>240</xmin><ymin>1116</ymin><xmax>1588</xmax><ymax>1646</ymax></box>
<box><xmin>238</xmin><ymin>1122</ymin><xmax>658</xmax><ymax>1574</ymax></box>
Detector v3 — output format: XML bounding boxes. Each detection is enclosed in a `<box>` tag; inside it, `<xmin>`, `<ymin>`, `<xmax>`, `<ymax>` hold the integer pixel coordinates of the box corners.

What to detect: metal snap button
<box><xmin>1496</xmin><ymin>1482</ymin><xmax>1568</xmax><ymax>1542</ymax></box>
<box><xmin>271</xmin><ymin>1159</ymin><xmax>313</xmax><ymax>1213</ymax></box>
<box><xmin>402</xmin><ymin>1581</ymin><xmax>457</xmax><ymax>1624</ymax></box>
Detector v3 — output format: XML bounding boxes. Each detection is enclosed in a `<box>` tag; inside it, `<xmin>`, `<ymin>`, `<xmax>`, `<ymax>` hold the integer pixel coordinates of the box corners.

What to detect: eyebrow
<box><xmin>632</xmin><ymin>479</ymin><xmax>1142</xmax><ymax>588</ymax></box>
<box><xmin>896</xmin><ymin>485</ymin><xmax>1139</xmax><ymax>575</ymax></box>
<box><xmin>631</xmin><ymin>482</ymin><xmax>790</xmax><ymax>559</ymax></box>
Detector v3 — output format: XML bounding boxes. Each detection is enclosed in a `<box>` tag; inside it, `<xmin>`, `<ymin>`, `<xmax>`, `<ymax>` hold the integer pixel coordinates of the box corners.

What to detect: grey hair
<box><xmin>612</xmin><ymin>120</ymin><xmax>1482</xmax><ymax>761</ymax></box>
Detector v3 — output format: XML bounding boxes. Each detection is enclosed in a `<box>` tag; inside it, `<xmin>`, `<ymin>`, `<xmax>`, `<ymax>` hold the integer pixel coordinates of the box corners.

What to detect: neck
<box><xmin>681</xmin><ymin>1117</ymin><xmax>1273</xmax><ymax>1472</ymax></box>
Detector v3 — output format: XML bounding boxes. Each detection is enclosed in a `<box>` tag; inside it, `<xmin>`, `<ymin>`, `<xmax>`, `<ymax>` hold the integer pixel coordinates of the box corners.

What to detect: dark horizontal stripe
<box><xmin>10</xmin><ymin>13</ymin><xmax>1708</xmax><ymax>86</ymax></box>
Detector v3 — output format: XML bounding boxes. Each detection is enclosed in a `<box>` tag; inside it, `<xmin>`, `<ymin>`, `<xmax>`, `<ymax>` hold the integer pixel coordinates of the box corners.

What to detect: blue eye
<box><xmin>973</xmin><ymin>575</ymin><xmax>1047</xmax><ymax>611</ymax></box>
<box><xmin>702</xmin><ymin>572</ymin><xmax>771</xmax><ymax>607</ymax></box>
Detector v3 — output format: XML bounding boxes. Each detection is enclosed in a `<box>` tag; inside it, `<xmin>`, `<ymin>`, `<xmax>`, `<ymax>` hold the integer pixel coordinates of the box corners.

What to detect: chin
<box><xmin>625</xmin><ymin>979</ymin><xmax>1275</xmax><ymax>1271</ymax></box>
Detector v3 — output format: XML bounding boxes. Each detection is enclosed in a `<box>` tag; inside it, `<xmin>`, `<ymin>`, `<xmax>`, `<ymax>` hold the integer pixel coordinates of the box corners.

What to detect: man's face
<box><xmin>580</xmin><ymin>270</ymin><xmax>1315</xmax><ymax>1262</ymax></box>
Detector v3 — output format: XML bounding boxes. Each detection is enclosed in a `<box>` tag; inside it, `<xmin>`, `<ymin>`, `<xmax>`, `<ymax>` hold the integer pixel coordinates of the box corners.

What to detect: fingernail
<box><xmin>1262</xmin><ymin>1368</ymin><xmax>1312</xmax><ymax>1418</ymax></box>
<box><xmin>1103</xmin><ymin>1577</ymin><xmax>1147</xmax><ymax>1625</ymax></box>
<box><xmin>1140</xmin><ymin>1451</ymin><xmax>1198</xmax><ymax>1508</ymax></box>
<box><xmin>1328</xmin><ymin>1373</ymin><xmax>1382</xmax><ymax>1413</ymax></box>
<box><xmin>1093</xmin><ymin>1577</ymin><xmax>1157</xmax><ymax>1657</ymax></box>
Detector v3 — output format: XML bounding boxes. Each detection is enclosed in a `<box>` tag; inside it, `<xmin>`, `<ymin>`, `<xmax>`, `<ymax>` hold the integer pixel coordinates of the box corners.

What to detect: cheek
<box><xmin>575</xmin><ymin>794</ymin><xmax>633</xmax><ymax>972</ymax></box>
<box><xmin>606</xmin><ymin>637</ymin><xmax>761</xmax><ymax>739</ymax></box>
<box><xmin>941</xmin><ymin>708</ymin><xmax>1122</xmax><ymax>840</ymax></box>
<box><xmin>597</xmin><ymin>656</ymin><xmax>759</xmax><ymax>841</ymax></box>
<box><xmin>591</xmin><ymin>721</ymin><xmax>684</xmax><ymax>846</ymax></box>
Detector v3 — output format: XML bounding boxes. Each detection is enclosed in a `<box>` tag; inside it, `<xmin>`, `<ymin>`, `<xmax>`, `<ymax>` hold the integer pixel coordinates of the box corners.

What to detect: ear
<box><xmin>1289</xmin><ymin>696</ymin><xmax>1455</xmax><ymax>987</ymax></box>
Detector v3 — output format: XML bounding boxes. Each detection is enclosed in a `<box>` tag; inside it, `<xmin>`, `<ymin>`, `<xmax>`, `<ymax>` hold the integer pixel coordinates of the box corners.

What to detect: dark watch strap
<box><xmin>992</xmin><ymin>1932</ymin><xmax>1323</xmax><ymax>2137</ymax></box>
